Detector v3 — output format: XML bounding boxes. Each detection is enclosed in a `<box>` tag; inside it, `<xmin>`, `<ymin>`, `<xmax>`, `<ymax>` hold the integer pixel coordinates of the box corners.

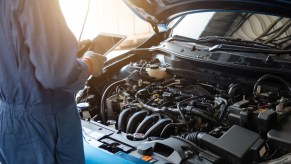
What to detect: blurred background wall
<box><xmin>59</xmin><ymin>0</ymin><xmax>153</xmax><ymax>48</ymax></box>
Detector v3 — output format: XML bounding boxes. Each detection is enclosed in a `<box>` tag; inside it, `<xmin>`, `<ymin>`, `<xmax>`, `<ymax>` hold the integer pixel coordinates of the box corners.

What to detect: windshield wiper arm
<box><xmin>209</xmin><ymin>44</ymin><xmax>291</xmax><ymax>54</ymax></box>
<box><xmin>198</xmin><ymin>36</ymin><xmax>278</xmax><ymax>49</ymax></box>
<box><xmin>169</xmin><ymin>35</ymin><xmax>278</xmax><ymax>50</ymax></box>
<box><xmin>168</xmin><ymin>35</ymin><xmax>199</xmax><ymax>42</ymax></box>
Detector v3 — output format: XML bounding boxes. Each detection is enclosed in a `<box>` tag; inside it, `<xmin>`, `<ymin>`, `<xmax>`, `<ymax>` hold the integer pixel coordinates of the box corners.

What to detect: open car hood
<box><xmin>122</xmin><ymin>0</ymin><xmax>291</xmax><ymax>25</ymax></box>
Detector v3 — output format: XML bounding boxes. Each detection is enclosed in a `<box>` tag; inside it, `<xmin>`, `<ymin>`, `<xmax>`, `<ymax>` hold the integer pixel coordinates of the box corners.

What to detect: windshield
<box><xmin>172</xmin><ymin>12</ymin><xmax>291</xmax><ymax>50</ymax></box>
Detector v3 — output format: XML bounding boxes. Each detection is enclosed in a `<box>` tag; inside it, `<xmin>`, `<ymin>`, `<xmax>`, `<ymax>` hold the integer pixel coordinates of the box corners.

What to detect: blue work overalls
<box><xmin>0</xmin><ymin>0</ymin><xmax>88</xmax><ymax>163</ymax></box>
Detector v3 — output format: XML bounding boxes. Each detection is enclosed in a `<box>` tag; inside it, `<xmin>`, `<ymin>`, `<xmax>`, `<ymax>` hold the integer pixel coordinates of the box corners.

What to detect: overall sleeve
<box><xmin>17</xmin><ymin>0</ymin><xmax>88</xmax><ymax>92</ymax></box>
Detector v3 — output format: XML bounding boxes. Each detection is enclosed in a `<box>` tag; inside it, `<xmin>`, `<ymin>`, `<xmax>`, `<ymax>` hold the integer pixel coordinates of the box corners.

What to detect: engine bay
<box><xmin>78</xmin><ymin>47</ymin><xmax>291</xmax><ymax>163</ymax></box>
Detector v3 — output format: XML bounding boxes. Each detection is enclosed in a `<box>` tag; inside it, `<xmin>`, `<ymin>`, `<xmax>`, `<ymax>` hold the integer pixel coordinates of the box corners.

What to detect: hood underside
<box><xmin>122</xmin><ymin>0</ymin><xmax>291</xmax><ymax>24</ymax></box>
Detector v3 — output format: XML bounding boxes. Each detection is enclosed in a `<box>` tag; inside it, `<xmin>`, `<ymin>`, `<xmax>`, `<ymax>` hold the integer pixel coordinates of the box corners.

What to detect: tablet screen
<box><xmin>90</xmin><ymin>33</ymin><xmax>127</xmax><ymax>56</ymax></box>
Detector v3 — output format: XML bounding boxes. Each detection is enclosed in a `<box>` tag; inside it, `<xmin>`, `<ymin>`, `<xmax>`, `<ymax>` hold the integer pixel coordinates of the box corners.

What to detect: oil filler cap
<box><xmin>137</xmin><ymin>145</ymin><xmax>153</xmax><ymax>155</ymax></box>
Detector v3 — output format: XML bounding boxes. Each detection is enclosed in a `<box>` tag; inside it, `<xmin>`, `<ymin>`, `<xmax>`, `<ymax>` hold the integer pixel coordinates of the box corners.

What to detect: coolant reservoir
<box><xmin>146</xmin><ymin>64</ymin><xmax>169</xmax><ymax>79</ymax></box>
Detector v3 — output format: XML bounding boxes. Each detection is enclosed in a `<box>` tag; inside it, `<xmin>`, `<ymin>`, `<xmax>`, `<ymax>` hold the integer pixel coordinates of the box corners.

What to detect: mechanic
<box><xmin>0</xmin><ymin>0</ymin><xmax>106</xmax><ymax>163</ymax></box>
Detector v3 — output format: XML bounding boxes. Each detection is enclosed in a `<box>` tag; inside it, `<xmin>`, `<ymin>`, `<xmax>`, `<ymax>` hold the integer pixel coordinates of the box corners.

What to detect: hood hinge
<box><xmin>147</xmin><ymin>17</ymin><xmax>160</xmax><ymax>35</ymax></box>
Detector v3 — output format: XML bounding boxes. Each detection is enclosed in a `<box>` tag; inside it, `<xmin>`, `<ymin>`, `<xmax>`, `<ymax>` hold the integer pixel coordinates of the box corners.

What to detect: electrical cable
<box><xmin>190</xmin><ymin>108</ymin><xmax>221</xmax><ymax>126</ymax></box>
<box><xmin>253</xmin><ymin>74</ymin><xmax>291</xmax><ymax>95</ymax></box>
<box><xmin>100</xmin><ymin>70</ymin><xmax>138</xmax><ymax>124</ymax></box>
<box><xmin>160</xmin><ymin>123</ymin><xmax>186</xmax><ymax>138</ymax></box>
<box><xmin>177</xmin><ymin>97</ymin><xmax>193</xmax><ymax>126</ymax></box>
<box><xmin>78</xmin><ymin>0</ymin><xmax>91</xmax><ymax>42</ymax></box>
<box><xmin>100</xmin><ymin>79</ymin><xmax>126</xmax><ymax>124</ymax></box>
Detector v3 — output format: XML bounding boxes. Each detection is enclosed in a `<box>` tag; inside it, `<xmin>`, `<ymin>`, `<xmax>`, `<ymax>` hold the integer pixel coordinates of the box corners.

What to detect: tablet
<box><xmin>89</xmin><ymin>33</ymin><xmax>127</xmax><ymax>56</ymax></box>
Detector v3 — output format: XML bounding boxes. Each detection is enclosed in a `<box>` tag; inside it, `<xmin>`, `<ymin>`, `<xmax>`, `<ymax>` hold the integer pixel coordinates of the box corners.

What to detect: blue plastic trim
<box><xmin>84</xmin><ymin>140</ymin><xmax>149</xmax><ymax>164</ymax></box>
<box><xmin>115</xmin><ymin>152</ymin><xmax>150</xmax><ymax>164</ymax></box>
<box><xmin>84</xmin><ymin>140</ymin><xmax>132</xmax><ymax>164</ymax></box>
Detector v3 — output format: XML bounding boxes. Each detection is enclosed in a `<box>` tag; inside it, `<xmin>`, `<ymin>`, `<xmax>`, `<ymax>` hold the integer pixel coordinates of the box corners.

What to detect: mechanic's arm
<box><xmin>17</xmin><ymin>0</ymin><xmax>99</xmax><ymax>92</ymax></box>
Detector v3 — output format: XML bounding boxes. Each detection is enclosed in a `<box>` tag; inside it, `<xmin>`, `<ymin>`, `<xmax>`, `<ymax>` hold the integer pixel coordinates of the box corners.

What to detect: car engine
<box><xmin>78</xmin><ymin>47</ymin><xmax>291</xmax><ymax>163</ymax></box>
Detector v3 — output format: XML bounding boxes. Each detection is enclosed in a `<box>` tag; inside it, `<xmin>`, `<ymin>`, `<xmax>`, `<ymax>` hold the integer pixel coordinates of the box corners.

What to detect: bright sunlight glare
<box><xmin>59</xmin><ymin>0</ymin><xmax>153</xmax><ymax>41</ymax></box>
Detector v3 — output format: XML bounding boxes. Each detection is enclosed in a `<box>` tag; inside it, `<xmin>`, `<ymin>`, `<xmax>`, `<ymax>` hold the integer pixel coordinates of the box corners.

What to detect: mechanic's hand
<box><xmin>82</xmin><ymin>51</ymin><xmax>107</xmax><ymax>77</ymax></box>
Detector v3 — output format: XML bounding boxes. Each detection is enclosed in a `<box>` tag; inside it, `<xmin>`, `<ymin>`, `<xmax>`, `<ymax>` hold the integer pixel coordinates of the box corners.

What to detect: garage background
<box><xmin>60</xmin><ymin>0</ymin><xmax>154</xmax><ymax>49</ymax></box>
